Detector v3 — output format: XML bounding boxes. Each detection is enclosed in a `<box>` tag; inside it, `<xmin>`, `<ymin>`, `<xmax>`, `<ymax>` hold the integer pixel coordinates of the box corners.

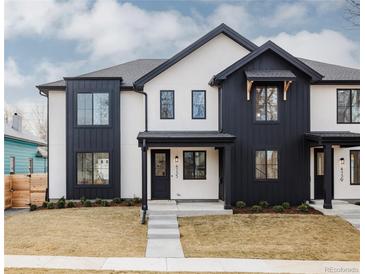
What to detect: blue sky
<box><xmin>5</xmin><ymin>0</ymin><xmax>360</xmax><ymax>107</ymax></box>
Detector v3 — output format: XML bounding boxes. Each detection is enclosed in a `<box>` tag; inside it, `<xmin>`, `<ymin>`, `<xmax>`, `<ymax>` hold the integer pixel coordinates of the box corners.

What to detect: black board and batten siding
<box><xmin>66</xmin><ymin>79</ymin><xmax>121</xmax><ymax>199</ymax></box>
<box><xmin>221</xmin><ymin>50</ymin><xmax>311</xmax><ymax>205</ymax></box>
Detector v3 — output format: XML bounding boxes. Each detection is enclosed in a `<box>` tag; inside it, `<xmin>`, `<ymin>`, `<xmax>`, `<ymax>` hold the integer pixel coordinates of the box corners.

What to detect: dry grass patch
<box><xmin>5</xmin><ymin>207</ymin><xmax>146</xmax><ymax>257</ymax></box>
<box><xmin>179</xmin><ymin>214</ymin><xmax>359</xmax><ymax>261</ymax></box>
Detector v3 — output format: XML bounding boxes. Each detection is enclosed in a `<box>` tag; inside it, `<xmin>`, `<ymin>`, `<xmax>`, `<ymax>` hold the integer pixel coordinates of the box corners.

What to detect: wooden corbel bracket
<box><xmin>247</xmin><ymin>80</ymin><xmax>254</xmax><ymax>101</ymax></box>
<box><xmin>283</xmin><ymin>80</ymin><xmax>292</xmax><ymax>101</ymax></box>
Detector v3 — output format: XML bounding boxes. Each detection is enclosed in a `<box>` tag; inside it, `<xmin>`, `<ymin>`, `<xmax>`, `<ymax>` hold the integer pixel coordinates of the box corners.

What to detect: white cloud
<box><xmin>5</xmin><ymin>57</ymin><xmax>30</xmax><ymax>88</ymax></box>
<box><xmin>262</xmin><ymin>3</ymin><xmax>308</xmax><ymax>28</ymax></box>
<box><xmin>254</xmin><ymin>29</ymin><xmax>359</xmax><ymax>68</ymax></box>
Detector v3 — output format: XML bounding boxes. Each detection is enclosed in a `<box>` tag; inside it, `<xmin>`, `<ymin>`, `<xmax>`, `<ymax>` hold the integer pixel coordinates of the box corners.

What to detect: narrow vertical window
<box><xmin>93</xmin><ymin>93</ymin><xmax>109</xmax><ymax>125</ymax></box>
<box><xmin>93</xmin><ymin>153</ymin><xmax>110</xmax><ymax>184</ymax></box>
<box><xmin>160</xmin><ymin>90</ymin><xmax>174</xmax><ymax>119</ymax></box>
<box><xmin>77</xmin><ymin>153</ymin><xmax>93</xmax><ymax>184</ymax></box>
<box><xmin>255</xmin><ymin>150</ymin><xmax>278</xmax><ymax>180</ymax></box>
<box><xmin>192</xmin><ymin>90</ymin><xmax>206</xmax><ymax>119</ymax></box>
<box><xmin>77</xmin><ymin>93</ymin><xmax>93</xmax><ymax>125</ymax></box>
<box><xmin>10</xmin><ymin>156</ymin><xmax>15</xmax><ymax>174</ymax></box>
<box><xmin>255</xmin><ymin>86</ymin><xmax>278</xmax><ymax>121</ymax></box>
<box><xmin>28</xmin><ymin>158</ymin><xmax>34</xmax><ymax>174</ymax></box>
<box><xmin>350</xmin><ymin>150</ymin><xmax>360</xmax><ymax>185</ymax></box>
<box><xmin>337</xmin><ymin>89</ymin><xmax>360</xmax><ymax>123</ymax></box>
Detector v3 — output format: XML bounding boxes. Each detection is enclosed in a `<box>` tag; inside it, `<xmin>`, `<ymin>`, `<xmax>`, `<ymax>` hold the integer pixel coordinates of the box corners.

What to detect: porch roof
<box><xmin>137</xmin><ymin>131</ymin><xmax>236</xmax><ymax>147</ymax></box>
<box><xmin>305</xmin><ymin>131</ymin><xmax>360</xmax><ymax>147</ymax></box>
<box><xmin>245</xmin><ymin>69</ymin><xmax>296</xmax><ymax>81</ymax></box>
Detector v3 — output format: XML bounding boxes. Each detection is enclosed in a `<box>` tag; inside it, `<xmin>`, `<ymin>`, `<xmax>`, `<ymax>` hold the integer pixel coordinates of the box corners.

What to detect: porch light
<box><xmin>340</xmin><ymin>158</ymin><xmax>345</xmax><ymax>165</ymax></box>
<box><xmin>175</xmin><ymin>156</ymin><xmax>179</xmax><ymax>163</ymax></box>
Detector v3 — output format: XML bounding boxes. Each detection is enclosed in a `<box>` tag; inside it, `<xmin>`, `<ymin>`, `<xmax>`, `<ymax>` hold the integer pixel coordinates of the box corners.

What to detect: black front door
<box><xmin>314</xmin><ymin>148</ymin><xmax>325</xmax><ymax>199</ymax></box>
<box><xmin>151</xmin><ymin>150</ymin><xmax>170</xmax><ymax>199</ymax></box>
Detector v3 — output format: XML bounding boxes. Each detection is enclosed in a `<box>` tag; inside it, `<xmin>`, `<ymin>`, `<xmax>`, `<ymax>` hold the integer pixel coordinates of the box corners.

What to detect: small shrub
<box><xmin>123</xmin><ymin>200</ymin><xmax>132</xmax><ymax>206</ymax></box>
<box><xmin>47</xmin><ymin>202</ymin><xmax>55</xmax><ymax>209</ymax></box>
<box><xmin>112</xmin><ymin>198</ymin><xmax>122</xmax><ymax>204</ymax></box>
<box><xmin>101</xmin><ymin>200</ymin><xmax>110</xmax><ymax>207</ymax></box>
<box><xmin>132</xmin><ymin>197</ymin><xmax>141</xmax><ymax>204</ymax></box>
<box><xmin>251</xmin><ymin>205</ymin><xmax>263</xmax><ymax>213</ymax></box>
<box><xmin>297</xmin><ymin>203</ymin><xmax>309</xmax><ymax>213</ymax></box>
<box><xmin>282</xmin><ymin>202</ymin><xmax>290</xmax><ymax>209</ymax></box>
<box><xmin>273</xmin><ymin>205</ymin><xmax>284</xmax><ymax>213</ymax></box>
<box><xmin>258</xmin><ymin>200</ymin><xmax>269</xmax><ymax>208</ymax></box>
<box><xmin>67</xmin><ymin>201</ymin><xmax>75</xmax><ymax>208</ymax></box>
<box><xmin>57</xmin><ymin>200</ymin><xmax>65</xmax><ymax>209</ymax></box>
<box><xmin>235</xmin><ymin>201</ymin><xmax>246</xmax><ymax>208</ymax></box>
<box><xmin>42</xmin><ymin>201</ymin><xmax>48</xmax><ymax>208</ymax></box>
<box><xmin>30</xmin><ymin>204</ymin><xmax>37</xmax><ymax>211</ymax></box>
<box><xmin>95</xmin><ymin>198</ymin><xmax>102</xmax><ymax>205</ymax></box>
<box><xmin>58</xmin><ymin>196</ymin><xmax>66</xmax><ymax>203</ymax></box>
<box><xmin>84</xmin><ymin>200</ymin><xmax>92</xmax><ymax>207</ymax></box>
<box><xmin>80</xmin><ymin>196</ymin><xmax>86</xmax><ymax>204</ymax></box>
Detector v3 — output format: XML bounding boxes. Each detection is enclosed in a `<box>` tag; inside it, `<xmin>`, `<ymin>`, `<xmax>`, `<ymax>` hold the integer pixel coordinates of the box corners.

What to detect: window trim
<box><xmin>75</xmin><ymin>151</ymin><xmax>111</xmax><ymax>188</ymax></box>
<box><xmin>76</xmin><ymin>91</ymin><xmax>111</xmax><ymax>128</ymax></box>
<box><xmin>160</xmin><ymin>90</ymin><xmax>175</xmax><ymax>119</ymax></box>
<box><xmin>10</xmin><ymin>156</ymin><xmax>15</xmax><ymax>174</ymax></box>
<box><xmin>254</xmin><ymin>85</ymin><xmax>280</xmax><ymax>124</ymax></box>
<box><xmin>254</xmin><ymin>149</ymin><xmax>279</xmax><ymax>182</ymax></box>
<box><xmin>183</xmin><ymin>150</ymin><xmax>207</xmax><ymax>180</ymax></box>
<box><xmin>350</xmin><ymin>150</ymin><xmax>360</xmax><ymax>185</ymax></box>
<box><xmin>336</xmin><ymin>89</ymin><xmax>360</xmax><ymax>124</ymax></box>
<box><xmin>192</xmin><ymin>90</ymin><xmax>206</xmax><ymax>119</ymax></box>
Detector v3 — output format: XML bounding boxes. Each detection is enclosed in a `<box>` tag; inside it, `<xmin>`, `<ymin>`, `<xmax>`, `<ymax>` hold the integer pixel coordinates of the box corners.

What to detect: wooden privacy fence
<box><xmin>4</xmin><ymin>173</ymin><xmax>47</xmax><ymax>209</ymax></box>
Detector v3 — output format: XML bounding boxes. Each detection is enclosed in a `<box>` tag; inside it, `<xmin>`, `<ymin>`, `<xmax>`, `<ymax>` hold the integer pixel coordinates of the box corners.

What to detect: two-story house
<box><xmin>37</xmin><ymin>24</ymin><xmax>359</xmax><ymax>213</ymax></box>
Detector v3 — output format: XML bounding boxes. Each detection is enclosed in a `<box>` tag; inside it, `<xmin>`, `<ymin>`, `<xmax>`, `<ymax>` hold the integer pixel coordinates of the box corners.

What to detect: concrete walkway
<box><xmin>311</xmin><ymin>200</ymin><xmax>360</xmax><ymax>230</ymax></box>
<box><xmin>5</xmin><ymin>255</ymin><xmax>360</xmax><ymax>273</ymax></box>
<box><xmin>146</xmin><ymin>201</ymin><xmax>184</xmax><ymax>258</ymax></box>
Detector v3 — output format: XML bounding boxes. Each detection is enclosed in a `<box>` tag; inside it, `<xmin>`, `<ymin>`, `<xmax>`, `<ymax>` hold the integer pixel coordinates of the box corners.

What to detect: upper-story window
<box><xmin>192</xmin><ymin>90</ymin><xmax>206</xmax><ymax>119</ymax></box>
<box><xmin>337</xmin><ymin>89</ymin><xmax>360</xmax><ymax>124</ymax></box>
<box><xmin>255</xmin><ymin>86</ymin><xmax>278</xmax><ymax>121</ymax></box>
<box><xmin>77</xmin><ymin>93</ymin><xmax>109</xmax><ymax>126</ymax></box>
<box><xmin>160</xmin><ymin>90</ymin><xmax>174</xmax><ymax>119</ymax></box>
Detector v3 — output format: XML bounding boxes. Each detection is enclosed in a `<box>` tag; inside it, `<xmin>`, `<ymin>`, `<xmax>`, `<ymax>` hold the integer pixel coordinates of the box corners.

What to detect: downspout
<box><xmin>38</xmin><ymin>88</ymin><xmax>50</xmax><ymax>202</ymax></box>
<box><xmin>134</xmin><ymin>89</ymin><xmax>148</xmax><ymax>132</ymax></box>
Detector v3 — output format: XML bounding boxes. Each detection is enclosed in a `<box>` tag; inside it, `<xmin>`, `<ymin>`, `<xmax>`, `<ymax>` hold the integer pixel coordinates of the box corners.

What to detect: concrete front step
<box><xmin>148</xmin><ymin>219</ymin><xmax>178</xmax><ymax>229</ymax></box>
<box><xmin>148</xmin><ymin>214</ymin><xmax>177</xmax><ymax>220</ymax></box>
<box><xmin>148</xmin><ymin>228</ymin><xmax>180</xmax><ymax>239</ymax></box>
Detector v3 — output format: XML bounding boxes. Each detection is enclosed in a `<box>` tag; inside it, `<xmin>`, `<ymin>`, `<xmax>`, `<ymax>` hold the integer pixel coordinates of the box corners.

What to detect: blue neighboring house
<box><xmin>4</xmin><ymin>113</ymin><xmax>47</xmax><ymax>174</ymax></box>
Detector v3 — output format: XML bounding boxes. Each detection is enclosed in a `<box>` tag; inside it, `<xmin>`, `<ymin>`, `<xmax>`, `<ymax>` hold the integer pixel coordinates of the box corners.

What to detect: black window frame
<box><xmin>9</xmin><ymin>156</ymin><xmax>15</xmax><ymax>174</ymax></box>
<box><xmin>254</xmin><ymin>149</ymin><xmax>279</xmax><ymax>181</ymax></box>
<box><xmin>28</xmin><ymin>158</ymin><xmax>34</xmax><ymax>174</ymax></box>
<box><xmin>76</xmin><ymin>92</ymin><xmax>110</xmax><ymax>127</ymax></box>
<box><xmin>337</xmin><ymin>89</ymin><xmax>360</xmax><ymax>124</ymax></box>
<box><xmin>192</xmin><ymin>90</ymin><xmax>206</xmax><ymax>119</ymax></box>
<box><xmin>350</xmin><ymin>150</ymin><xmax>360</xmax><ymax>185</ymax></box>
<box><xmin>183</xmin><ymin>151</ymin><xmax>207</xmax><ymax>180</ymax></box>
<box><xmin>76</xmin><ymin>152</ymin><xmax>111</xmax><ymax>187</ymax></box>
<box><xmin>160</xmin><ymin>90</ymin><xmax>175</xmax><ymax>119</ymax></box>
<box><xmin>254</xmin><ymin>85</ymin><xmax>279</xmax><ymax>123</ymax></box>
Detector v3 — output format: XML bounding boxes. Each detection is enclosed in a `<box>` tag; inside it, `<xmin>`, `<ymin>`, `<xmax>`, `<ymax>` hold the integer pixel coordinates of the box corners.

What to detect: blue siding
<box><xmin>4</xmin><ymin>137</ymin><xmax>47</xmax><ymax>174</ymax></box>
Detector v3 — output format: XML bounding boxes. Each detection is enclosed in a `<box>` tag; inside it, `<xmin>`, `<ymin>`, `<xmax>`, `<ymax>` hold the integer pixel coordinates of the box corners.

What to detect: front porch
<box><xmin>146</xmin><ymin>200</ymin><xmax>232</xmax><ymax>217</ymax></box>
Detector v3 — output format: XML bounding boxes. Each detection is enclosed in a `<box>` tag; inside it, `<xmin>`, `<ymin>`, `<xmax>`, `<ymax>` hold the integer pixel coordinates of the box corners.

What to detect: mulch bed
<box><xmin>233</xmin><ymin>206</ymin><xmax>322</xmax><ymax>215</ymax></box>
<box><xmin>34</xmin><ymin>201</ymin><xmax>141</xmax><ymax>211</ymax></box>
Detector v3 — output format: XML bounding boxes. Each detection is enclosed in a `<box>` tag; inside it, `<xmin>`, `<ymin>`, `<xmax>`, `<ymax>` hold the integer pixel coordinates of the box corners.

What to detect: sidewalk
<box><xmin>5</xmin><ymin>255</ymin><xmax>360</xmax><ymax>273</ymax></box>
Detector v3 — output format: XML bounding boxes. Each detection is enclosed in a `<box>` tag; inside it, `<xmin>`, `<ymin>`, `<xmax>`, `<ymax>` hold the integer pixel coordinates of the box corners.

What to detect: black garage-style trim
<box><xmin>134</xmin><ymin>23</ymin><xmax>258</xmax><ymax>90</ymax></box>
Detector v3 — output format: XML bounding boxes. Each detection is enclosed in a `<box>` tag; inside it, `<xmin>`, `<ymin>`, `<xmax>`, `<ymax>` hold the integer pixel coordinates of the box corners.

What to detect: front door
<box><xmin>314</xmin><ymin>148</ymin><xmax>325</xmax><ymax>199</ymax></box>
<box><xmin>151</xmin><ymin>150</ymin><xmax>170</xmax><ymax>199</ymax></box>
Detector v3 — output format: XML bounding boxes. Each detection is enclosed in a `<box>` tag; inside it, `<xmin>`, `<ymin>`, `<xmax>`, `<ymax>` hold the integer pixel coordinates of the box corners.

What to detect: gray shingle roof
<box><xmin>137</xmin><ymin>131</ymin><xmax>235</xmax><ymax>140</ymax></box>
<box><xmin>245</xmin><ymin>70</ymin><xmax>296</xmax><ymax>81</ymax></box>
<box><xmin>37</xmin><ymin>56</ymin><xmax>359</xmax><ymax>91</ymax></box>
<box><xmin>38</xmin><ymin>59</ymin><xmax>167</xmax><ymax>89</ymax></box>
<box><xmin>298</xmin><ymin>58</ymin><xmax>359</xmax><ymax>81</ymax></box>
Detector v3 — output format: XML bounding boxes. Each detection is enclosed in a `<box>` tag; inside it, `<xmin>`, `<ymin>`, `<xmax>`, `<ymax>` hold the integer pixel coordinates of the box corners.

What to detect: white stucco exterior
<box><xmin>147</xmin><ymin>147</ymin><xmax>219</xmax><ymax>200</ymax></box>
<box><xmin>144</xmin><ymin>34</ymin><xmax>250</xmax><ymax>131</ymax></box>
<box><xmin>48</xmin><ymin>91</ymin><xmax>66</xmax><ymax>199</ymax></box>
<box><xmin>310</xmin><ymin>85</ymin><xmax>360</xmax><ymax>200</ymax></box>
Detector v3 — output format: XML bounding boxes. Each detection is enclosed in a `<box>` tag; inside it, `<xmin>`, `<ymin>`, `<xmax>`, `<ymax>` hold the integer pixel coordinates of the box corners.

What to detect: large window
<box><xmin>255</xmin><ymin>150</ymin><xmax>278</xmax><ymax>180</ymax></box>
<box><xmin>77</xmin><ymin>93</ymin><xmax>109</xmax><ymax>126</ymax></box>
<box><xmin>192</xmin><ymin>90</ymin><xmax>206</xmax><ymax>119</ymax></box>
<box><xmin>77</xmin><ymin>152</ymin><xmax>109</xmax><ymax>185</ymax></box>
<box><xmin>337</xmin><ymin>89</ymin><xmax>360</xmax><ymax>123</ymax></box>
<box><xmin>160</xmin><ymin>90</ymin><xmax>174</xmax><ymax>119</ymax></box>
<box><xmin>183</xmin><ymin>151</ymin><xmax>206</xmax><ymax>180</ymax></box>
<box><xmin>350</xmin><ymin>150</ymin><xmax>360</xmax><ymax>185</ymax></box>
<box><xmin>255</xmin><ymin>86</ymin><xmax>278</xmax><ymax>121</ymax></box>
